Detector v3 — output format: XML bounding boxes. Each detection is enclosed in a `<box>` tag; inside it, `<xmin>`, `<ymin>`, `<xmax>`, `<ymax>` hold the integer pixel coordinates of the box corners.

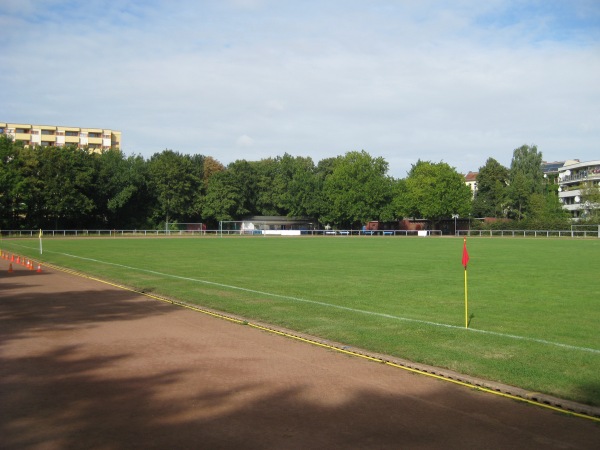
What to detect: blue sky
<box><xmin>1</xmin><ymin>0</ymin><xmax>598</xmax><ymax>177</ymax></box>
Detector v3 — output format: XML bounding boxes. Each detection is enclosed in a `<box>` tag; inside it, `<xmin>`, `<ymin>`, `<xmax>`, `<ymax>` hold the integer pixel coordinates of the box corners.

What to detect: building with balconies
<box><xmin>558</xmin><ymin>160</ymin><xmax>600</xmax><ymax>219</ymax></box>
<box><xmin>0</xmin><ymin>122</ymin><xmax>121</xmax><ymax>152</ymax></box>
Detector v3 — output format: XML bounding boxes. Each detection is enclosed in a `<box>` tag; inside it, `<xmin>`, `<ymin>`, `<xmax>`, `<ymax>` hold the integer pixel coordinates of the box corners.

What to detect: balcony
<box><xmin>14</xmin><ymin>132</ymin><xmax>31</xmax><ymax>141</ymax></box>
<box><xmin>559</xmin><ymin>170</ymin><xmax>600</xmax><ymax>185</ymax></box>
<box><xmin>558</xmin><ymin>189</ymin><xmax>580</xmax><ymax>198</ymax></box>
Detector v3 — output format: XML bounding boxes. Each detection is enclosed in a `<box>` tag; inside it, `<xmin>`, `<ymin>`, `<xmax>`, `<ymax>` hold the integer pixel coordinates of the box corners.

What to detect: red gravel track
<box><xmin>1</xmin><ymin>260</ymin><xmax>599</xmax><ymax>449</ymax></box>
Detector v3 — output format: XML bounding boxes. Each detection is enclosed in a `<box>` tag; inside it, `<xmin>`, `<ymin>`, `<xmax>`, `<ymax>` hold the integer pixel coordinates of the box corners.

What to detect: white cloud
<box><xmin>236</xmin><ymin>134</ymin><xmax>255</xmax><ymax>147</ymax></box>
<box><xmin>0</xmin><ymin>0</ymin><xmax>598</xmax><ymax>177</ymax></box>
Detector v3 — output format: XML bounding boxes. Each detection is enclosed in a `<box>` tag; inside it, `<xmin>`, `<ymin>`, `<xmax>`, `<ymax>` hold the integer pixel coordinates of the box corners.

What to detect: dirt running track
<box><xmin>1</xmin><ymin>261</ymin><xmax>599</xmax><ymax>450</ymax></box>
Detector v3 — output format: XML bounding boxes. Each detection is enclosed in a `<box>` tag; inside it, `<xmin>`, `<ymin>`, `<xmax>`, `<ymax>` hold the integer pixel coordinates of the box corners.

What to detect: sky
<box><xmin>1</xmin><ymin>0</ymin><xmax>599</xmax><ymax>178</ymax></box>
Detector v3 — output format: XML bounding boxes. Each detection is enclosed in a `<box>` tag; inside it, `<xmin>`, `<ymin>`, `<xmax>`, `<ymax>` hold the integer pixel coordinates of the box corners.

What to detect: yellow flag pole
<box><xmin>462</xmin><ymin>236</ymin><xmax>470</xmax><ymax>329</ymax></box>
<box><xmin>464</xmin><ymin>267</ymin><xmax>468</xmax><ymax>329</ymax></box>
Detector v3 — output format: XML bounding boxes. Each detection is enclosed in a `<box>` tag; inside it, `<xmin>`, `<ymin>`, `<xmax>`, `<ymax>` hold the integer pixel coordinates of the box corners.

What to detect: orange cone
<box><xmin>29</xmin><ymin>261</ymin><xmax>34</xmax><ymax>270</ymax></box>
<box><xmin>8</xmin><ymin>263</ymin><xmax>13</xmax><ymax>273</ymax></box>
<box><xmin>16</xmin><ymin>256</ymin><xmax>20</xmax><ymax>264</ymax></box>
<box><xmin>37</xmin><ymin>263</ymin><xmax>42</xmax><ymax>273</ymax></box>
<box><xmin>10</xmin><ymin>254</ymin><xmax>14</xmax><ymax>262</ymax></box>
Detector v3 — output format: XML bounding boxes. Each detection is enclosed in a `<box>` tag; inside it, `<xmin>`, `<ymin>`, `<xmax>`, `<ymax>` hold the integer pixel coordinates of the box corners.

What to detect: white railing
<box><xmin>2</xmin><ymin>229</ymin><xmax>598</xmax><ymax>238</ymax></box>
<box><xmin>1</xmin><ymin>229</ymin><xmax>208</xmax><ymax>237</ymax></box>
<box><xmin>2</xmin><ymin>229</ymin><xmax>444</xmax><ymax>238</ymax></box>
<box><xmin>218</xmin><ymin>229</ymin><xmax>442</xmax><ymax>237</ymax></box>
<box><xmin>457</xmin><ymin>229</ymin><xmax>599</xmax><ymax>238</ymax></box>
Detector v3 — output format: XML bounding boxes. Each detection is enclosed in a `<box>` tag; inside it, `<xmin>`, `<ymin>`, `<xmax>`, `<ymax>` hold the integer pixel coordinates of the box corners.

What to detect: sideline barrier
<box><xmin>458</xmin><ymin>229</ymin><xmax>600</xmax><ymax>238</ymax></box>
<box><xmin>1</xmin><ymin>229</ymin><xmax>445</xmax><ymax>237</ymax></box>
<box><xmin>1</xmin><ymin>228</ymin><xmax>599</xmax><ymax>238</ymax></box>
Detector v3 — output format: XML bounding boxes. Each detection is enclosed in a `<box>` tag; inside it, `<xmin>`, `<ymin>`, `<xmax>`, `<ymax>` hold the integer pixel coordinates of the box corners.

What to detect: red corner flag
<box><xmin>462</xmin><ymin>237</ymin><xmax>469</xmax><ymax>269</ymax></box>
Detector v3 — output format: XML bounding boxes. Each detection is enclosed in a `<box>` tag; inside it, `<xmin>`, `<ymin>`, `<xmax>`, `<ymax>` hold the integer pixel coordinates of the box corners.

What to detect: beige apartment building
<box><xmin>0</xmin><ymin>122</ymin><xmax>121</xmax><ymax>152</ymax></box>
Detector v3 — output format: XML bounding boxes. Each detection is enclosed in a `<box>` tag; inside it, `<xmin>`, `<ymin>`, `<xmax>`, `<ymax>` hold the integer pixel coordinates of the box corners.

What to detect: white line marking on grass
<box><xmin>13</xmin><ymin>244</ymin><xmax>600</xmax><ymax>355</ymax></box>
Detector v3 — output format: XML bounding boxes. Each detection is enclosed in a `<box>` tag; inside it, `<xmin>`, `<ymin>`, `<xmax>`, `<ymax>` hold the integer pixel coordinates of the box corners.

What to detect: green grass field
<box><xmin>3</xmin><ymin>235</ymin><xmax>600</xmax><ymax>406</ymax></box>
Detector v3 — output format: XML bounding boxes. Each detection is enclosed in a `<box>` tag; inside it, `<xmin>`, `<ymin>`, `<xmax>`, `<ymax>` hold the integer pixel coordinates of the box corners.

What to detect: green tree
<box><xmin>508</xmin><ymin>144</ymin><xmax>543</xmax><ymax>220</ymax></box>
<box><xmin>320</xmin><ymin>150</ymin><xmax>393</xmax><ymax>228</ymax></box>
<box><xmin>526</xmin><ymin>192</ymin><xmax>570</xmax><ymax>229</ymax></box>
<box><xmin>92</xmin><ymin>150</ymin><xmax>151</xmax><ymax>228</ymax></box>
<box><xmin>384</xmin><ymin>178</ymin><xmax>406</xmax><ymax>223</ymax></box>
<box><xmin>201</xmin><ymin>159</ymin><xmax>261</xmax><ymax>222</ymax></box>
<box><xmin>12</xmin><ymin>145</ymin><xmax>42</xmax><ymax>229</ymax></box>
<box><xmin>147</xmin><ymin>150</ymin><xmax>203</xmax><ymax>227</ymax></box>
<box><xmin>28</xmin><ymin>145</ymin><xmax>96</xmax><ymax>229</ymax></box>
<box><xmin>187</xmin><ymin>154</ymin><xmax>207</xmax><ymax>221</ymax></box>
<box><xmin>472</xmin><ymin>158</ymin><xmax>509</xmax><ymax>218</ymax></box>
<box><xmin>202</xmin><ymin>156</ymin><xmax>225</xmax><ymax>190</ymax></box>
<box><xmin>580</xmin><ymin>181</ymin><xmax>600</xmax><ymax>222</ymax></box>
<box><xmin>202</xmin><ymin>164</ymin><xmax>252</xmax><ymax>221</ymax></box>
<box><xmin>253</xmin><ymin>158</ymin><xmax>282</xmax><ymax>216</ymax></box>
<box><xmin>0</xmin><ymin>135</ymin><xmax>25</xmax><ymax>228</ymax></box>
<box><xmin>401</xmin><ymin>160</ymin><xmax>472</xmax><ymax>225</ymax></box>
<box><xmin>253</xmin><ymin>154</ymin><xmax>320</xmax><ymax>218</ymax></box>
<box><xmin>282</xmin><ymin>155</ymin><xmax>321</xmax><ymax>218</ymax></box>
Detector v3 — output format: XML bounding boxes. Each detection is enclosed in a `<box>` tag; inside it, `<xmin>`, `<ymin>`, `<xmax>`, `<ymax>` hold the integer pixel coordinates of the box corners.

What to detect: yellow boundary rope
<box><xmin>29</xmin><ymin>261</ymin><xmax>600</xmax><ymax>423</ymax></box>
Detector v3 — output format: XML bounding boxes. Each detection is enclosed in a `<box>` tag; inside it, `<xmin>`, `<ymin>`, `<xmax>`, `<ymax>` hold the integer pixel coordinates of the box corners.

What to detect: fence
<box><xmin>1</xmin><ymin>229</ymin><xmax>206</xmax><ymax>237</ymax></box>
<box><xmin>219</xmin><ymin>229</ymin><xmax>443</xmax><ymax>237</ymax></box>
<box><xmin>0</xmin><ymin>229</ymin><xmax>447</xmax><ymax>238</ymax></box>
<box><xmin>3</xmin><ymin>228</ymin><xmax>599</xmax><ymax>238</ymax></box>
<box><xmin>458</xmin><ymin>229</ymin><xmax>599</xmax><ymax>238</ymax></box>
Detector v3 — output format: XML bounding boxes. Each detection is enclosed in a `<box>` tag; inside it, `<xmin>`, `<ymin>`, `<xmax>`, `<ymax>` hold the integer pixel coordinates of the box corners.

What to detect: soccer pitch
<box><xmin>4</xmin><ymin>235</ymin><xmax>600</xmax><ymax>406</ymax></box>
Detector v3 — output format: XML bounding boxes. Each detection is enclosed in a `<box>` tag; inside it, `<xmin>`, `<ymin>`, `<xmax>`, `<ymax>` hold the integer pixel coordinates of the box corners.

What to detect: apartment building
<box><xmin>0</xmin><ymin>122</ymin><xmax>121</xmax><ymax>152</ymax></box>
<box><xmin>558</xmin><ymin>160</ymin><xmax>600</xmax><ymax>219</ymax></box>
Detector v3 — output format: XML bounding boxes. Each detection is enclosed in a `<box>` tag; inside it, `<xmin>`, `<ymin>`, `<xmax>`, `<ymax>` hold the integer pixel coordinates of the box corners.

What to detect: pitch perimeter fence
<box><xmin>1</xmin><ymin>229</ymin><xmax>440</xmax><ymax>237</ymax></box>
<box><xmin>458</xmin><ymin>229</ymin><xmax>599</xmax><ymax>238</ymax></box>
<box><xmin>1</xmin><ymin>228</ymin><xmax>599</xmax><ymax>238</ymax></box>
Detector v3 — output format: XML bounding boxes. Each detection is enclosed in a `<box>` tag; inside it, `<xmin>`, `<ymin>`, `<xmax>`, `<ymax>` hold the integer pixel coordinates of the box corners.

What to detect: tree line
<box><xmin>0</xmin><ymin>135</ymin><xmax>580</xmax><ymax>231</ymax></box>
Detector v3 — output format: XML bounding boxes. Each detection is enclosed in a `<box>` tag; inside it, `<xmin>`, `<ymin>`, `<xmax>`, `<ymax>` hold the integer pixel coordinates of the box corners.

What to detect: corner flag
<box><xmin>462</xmin><ymin>237</ymin><xmax>469</xmax><ymax>328</ymax></box>
<box><xmin>39</xmin><ymin>229</ymin><xmax>43</xmax><ymax>255</ymax></box>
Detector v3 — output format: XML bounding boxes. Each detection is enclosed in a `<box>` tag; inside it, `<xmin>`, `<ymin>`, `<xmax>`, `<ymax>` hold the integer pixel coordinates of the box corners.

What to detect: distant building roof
<box><xmin>464</xmin><ymin>171</ymin><xmax>478</xmax><ymax>182</ymax></box>
<box><xmin>541</xmin><ymin>161</ymin><xmax>567</xmax><ymax>174</ymax></box>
